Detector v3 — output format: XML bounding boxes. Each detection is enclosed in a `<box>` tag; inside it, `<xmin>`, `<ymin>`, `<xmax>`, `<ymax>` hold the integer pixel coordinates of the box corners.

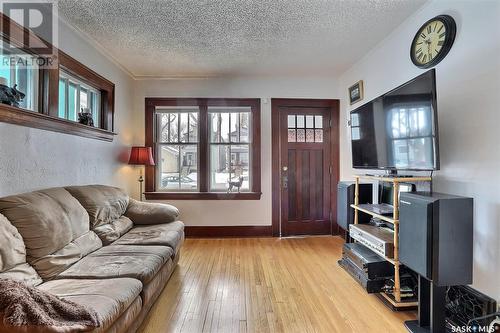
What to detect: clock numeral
<box><xmin>437</xmin><ymin>25</ymin><xmax>444</xmax><ymax>34</ymax></box>
<box><xmin>434</xmin><ymin>23</ymin><xmax>437</xmax><ymax>32</ymax></box>
<box><xmin>437</xmin><ymin>40</ymin><xmax>444</xmax><ymax>46</ymax></box>
<box><xmin>423</xmin><ymin>54</ymin><xmax>427</xmax><ymax>62</ymax></box>
<box><xmin>416</xmin><ymin>48</ymin><xmax>422</xmax><ymax>54</ymax></box>
<box><xmin>429</xmin><ymin>54</ymin><xmax>433</xmax><ymax>61</ymax></box>
<box><xmin>439</xmin><ymin>32</ymin><xmax>446</xmax><ymax>39</ymax></box>
<box><xmin>420</xmin><ymin>32</ymin><xmax>426</xmax><ymax>39</ymax></box>
<box><xmin>417</xmin><ymin>53</ymin><xmax>423</xmax><ymax>60</ymax></box>
<box><xmin>427</xmin><ymin>25</ymin><xmax>432</xmax><ymax>34</ymax></box>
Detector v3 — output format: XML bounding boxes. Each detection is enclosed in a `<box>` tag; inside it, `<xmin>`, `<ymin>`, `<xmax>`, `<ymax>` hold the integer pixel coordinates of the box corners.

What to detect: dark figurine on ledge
<box><xmin>78</xmin><ymin>108</ymin><xmax>94</xmax><ymax>127</ymax></box>
<box><xmin>0</xmin><ymin>82</ymin><xmax>26</xmax><ymax>108</ymax></box>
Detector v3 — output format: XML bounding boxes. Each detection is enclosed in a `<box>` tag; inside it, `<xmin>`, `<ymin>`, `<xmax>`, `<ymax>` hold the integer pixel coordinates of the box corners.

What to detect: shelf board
<box><xmin>350</xmin><ymin>204</ymin><xmax>397</xmax><ymax>224</ymax></box>
<box><xmin>378</xmin><ymin>292</ymin><xmax>418</xmax><ymax>308</ymax></box>
<box><xmin>355</xmin><ymin>175</ymin><xmax>432</xmax><ymax>182</ymax></box>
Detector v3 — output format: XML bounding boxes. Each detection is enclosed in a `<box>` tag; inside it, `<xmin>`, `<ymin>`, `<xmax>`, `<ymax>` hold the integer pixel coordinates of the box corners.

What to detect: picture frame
<box><xmin>349</xmin><ymin>80</ymin><xmax>364</xmax><ymax>105</ymax></box>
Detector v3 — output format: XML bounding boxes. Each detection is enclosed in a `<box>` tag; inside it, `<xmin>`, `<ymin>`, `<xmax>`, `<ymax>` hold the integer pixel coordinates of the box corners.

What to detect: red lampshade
<box><xmin>128</xmin><ymin>147</ymin><xmax>155</xmax><ymax>166</ymax></box>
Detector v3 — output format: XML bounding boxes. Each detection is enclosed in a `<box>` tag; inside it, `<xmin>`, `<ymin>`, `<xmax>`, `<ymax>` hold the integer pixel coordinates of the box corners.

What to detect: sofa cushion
<box><xmin>125</xmin><ymin>199</ymin><xmax>179</xmax><ymax>225</ymax></box>
<box><xmin>0</xmin><ymin>263</ymin><xmax>43</xmax><ymax>287</ymax></box>
<box><xmin>65</xmin><ymin>185</ymin><xmax>129</xmax><ymax>229</ymax></box>
<box><xmin>93</xmin><ymin>216</ymin><xmax>133</xmax><ymax>246</ymax></box>
<box><xmin>0</xmin><ymin>213</ymin><xmax>26</xmax><ymax>272</ymax></box>
<box><xmin>57</xmin><ymin>245</ymin><xmax>173</xmax><ymax>284</ymax></box>
<box><xmin>113</xmin><ymin>221</ymin><xmax>184</xmax><ymax>255</ymax></box>
<box><xmin>39</xmin><ymin>278</ymin><xmax>142</xmax><ymax>331</ymax></box>
<box><xmin>30</xmin><ymin>231</ymin><xmax>102</xmax><ymax>280</ymax></box>
<box><xmin>0</xmin><ymin>187</ymin><xmax>91</xmax><ymax>260</ymax></box>
<box><xmin>0</xmin><ymin>214</ymin><xmax>42</xmax><ymax>287</ymax></box>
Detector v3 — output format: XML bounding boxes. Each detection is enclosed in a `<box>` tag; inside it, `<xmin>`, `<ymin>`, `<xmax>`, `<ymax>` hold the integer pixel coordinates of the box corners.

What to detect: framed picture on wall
<box><xmin>349</xmin><ymin>80</ymin><xmax>364</xmax><ymax>105</ymax></box>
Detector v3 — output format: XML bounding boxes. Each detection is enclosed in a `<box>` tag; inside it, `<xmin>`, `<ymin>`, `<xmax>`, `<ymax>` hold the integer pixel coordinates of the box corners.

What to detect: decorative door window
<box><xmin>287</xmin><ymin>115</ymin><xmax>323</xmax><ymax>143</ymax></box>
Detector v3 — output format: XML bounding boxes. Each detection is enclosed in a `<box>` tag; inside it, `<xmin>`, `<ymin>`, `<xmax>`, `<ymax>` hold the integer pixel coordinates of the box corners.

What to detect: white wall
<box><xmin>0</xmin><ymin>19</ymin><xmax>137</xmax><ymax>197</ymax></box>
<box><xmin>134</xmin><ymin>76</ymin><xmax>339</xmax><ymax>226</ymax></box>
<box><xmin>338</xmin><ymin>0</ymin><xmax>500</xmax><ymax>300</ymax></box>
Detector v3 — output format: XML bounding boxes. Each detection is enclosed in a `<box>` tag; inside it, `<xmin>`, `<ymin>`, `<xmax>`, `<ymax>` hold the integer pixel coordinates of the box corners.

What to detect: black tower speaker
<box><xmin>399</xmin><ymin>192</ymin><xmax>473</xmax><ymax>333</ymax></box>
<box><xmin>337</xmin><ymin>181</ymin><xmax>372</xmax><ymax>231</ymax></box>
<box><xmin>399</xmin><ymin>192</ymin><xmax>473</xmax><ymax>286</ymax></box>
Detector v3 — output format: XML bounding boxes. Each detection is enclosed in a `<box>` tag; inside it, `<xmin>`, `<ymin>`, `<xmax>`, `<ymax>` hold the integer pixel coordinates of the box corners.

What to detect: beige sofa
<box><xmin>0</xmin><ymin>185</ymin><xmax>184</xmax><ymax>333</ymax></box>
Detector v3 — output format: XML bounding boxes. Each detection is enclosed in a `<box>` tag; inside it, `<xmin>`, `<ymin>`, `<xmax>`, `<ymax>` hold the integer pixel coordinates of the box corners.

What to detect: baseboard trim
<box><xmin>185</xmin><ymin>225</ymin><xmax>273</xmax><ymax>238</ymax></box>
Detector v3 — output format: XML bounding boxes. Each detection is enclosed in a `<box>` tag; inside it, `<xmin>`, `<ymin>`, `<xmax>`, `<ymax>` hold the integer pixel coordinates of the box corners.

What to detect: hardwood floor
<box><xmin>138</xmin><ymin>236</ymin><xmax>416</xmax><ymax>333</ymax></box>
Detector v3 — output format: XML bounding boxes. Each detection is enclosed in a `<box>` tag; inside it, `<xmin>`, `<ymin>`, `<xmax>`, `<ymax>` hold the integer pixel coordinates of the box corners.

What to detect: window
<box><xmin>145</xmin><ymin>98</ymin><xmax>261</xmax><ymax>200</ymax></box>
<box><xmin>59</xmin><ymin>70</ymin><xmax>101</xmax><ymax>127</ymax></box>
<box><xmin>0</xmin><ymin>12</ymin><xmax>116</xmax><ymax>142</ymax></box>
<box><xmin>350</xmin><ymin>113</ymin><xmax>361</xmax><ymax>140</ymax></box>
<box><xmin>0</xmin><ymin>51</ymin><xmax>39</xmax><ymax>111</ymax></box>
<box><xmin>287</xmin><ymin>114</ymin><xmax>324</xmax><ymax>143</ymax></box>
<box><xmin>209</xmin><ymin>108</ymin><xmax>251</xmax><ymax>191</ymax></box>
<box><xmin>156</xmin><ymin>109</ymin><xmax>199</xmax><ymax>191</ymax></box>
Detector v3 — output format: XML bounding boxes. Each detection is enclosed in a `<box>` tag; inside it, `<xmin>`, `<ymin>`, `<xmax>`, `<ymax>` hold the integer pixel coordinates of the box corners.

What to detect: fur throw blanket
<box><xmin>0</xmin><ymin>279</ymin><xmax>99</xmax><ymax>333</ymax></box>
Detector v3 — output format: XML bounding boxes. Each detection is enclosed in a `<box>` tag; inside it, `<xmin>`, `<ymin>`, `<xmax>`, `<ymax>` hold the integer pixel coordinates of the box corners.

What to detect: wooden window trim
<box><xmin>144</xmin><ymin>98</ymin><xmax>262</xmax><ymax>200</ymax></box>
<box><xmin>0</xmin><ymin>13</ymin><xmax>116</xmax><ymax>142</ymax></box>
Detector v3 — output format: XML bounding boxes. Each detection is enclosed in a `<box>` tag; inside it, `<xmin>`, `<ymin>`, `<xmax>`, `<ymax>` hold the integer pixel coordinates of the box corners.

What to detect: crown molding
<box><xmin>57</xmin><ymin>13</ymin><xmax>136</xmax><ymax>80</ymax></box>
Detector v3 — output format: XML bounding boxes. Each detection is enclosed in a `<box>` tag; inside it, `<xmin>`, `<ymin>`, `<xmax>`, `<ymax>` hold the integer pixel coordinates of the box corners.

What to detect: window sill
<box><xmin>144</xmin><ymin>191</ymin><xmax>262</xmax><ymax>200</ymax></box>
<box><xmin>0</xmin><ymin>103</ymin><xmax>116</xmax><ymax>142</ymax></box>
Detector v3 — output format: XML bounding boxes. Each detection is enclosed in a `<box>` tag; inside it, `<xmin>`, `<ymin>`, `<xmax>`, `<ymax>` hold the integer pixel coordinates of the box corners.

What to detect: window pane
<box><xmin>315</xmin><ymin>115</ymin><xmax>323</xmax><ymax>128</ymax></box>
<box><xmin>169</xmin><ymin>113</ymin><xmax>178</xmax><ymax>142</ymax></box>
<box><xmin>80</xmin><ymin>88</ymin><xmax>88</xmax><ymax>109</ymax></box>
<box><xmin>159</xmin><ymin>145</ymin><xmax>180</xmax><ymax>190</ymax></box>
<box><xmin>210</xmin><ymin>145</ymin><xmax>230</xmax><ymax>191</ymax></box>
<box><xmin>288</xmin><ymin>115</ymin><xmax>296</xmax><ymax>128</ymax></box>
<box><xmin>239</xmin><ymin>112</ymin><xmax>250</xmax><ymax>143</ymax></box>
<box><xmin>306</xmin><ymin>129</ymin><xmax>315</xmax><ymax>142</ymax></box>
<box><xmin>230</xmin><ymin>112</ymin><xmax>239</xmax><ymax>142</ymax></box>
<box><xmin>315</xmin><ymin>129</ymin><xmax>323</xmax><ymax>142</ymax></box>
<box><xmin>58</xmin><ymin>79</ymin><xmax>66</xmax><ymax>118</ymax></box>
<box><xmin>230</xmin><ymin>145</ymin><xmax>250</xmax><ymax>191</ymax></box>
<box><xmin>296</xmin><ymin>115</ymin><xmax>305</xmax><ymax>128</ymax></box>
<box><xmin>188</xmin><ymin>112</ymin><xmax>198</xmax><ymax>142</ymax></box>
<box><xmin>306</xmin><ymin>115</ymin><xmax>314</xmax><ymax>128</ymax></box>
<box><xmin>179</xmin><ymin>112</ymin><xmax>189</xmax><ymax>142</ymax></box>
<box><xmin>92</xmin><ymin>91</ymin><xmax>100</xmax><ymax>127</ymax></box>
<box><xmin>180</xmin><ymin>145</ymin><xmax>198</xmax><ymax>190</ymax></box>
<box><xmin>288</xmin><ymin>129</ymin><xmax>296</xmax><ymax>142</ymax></box>
<box><xmin>297</xmin><ymin>129</ymin><xmax>305</xmax><ymax>142</ymax></box>
<box><xmin>0</xmin><ymin>53</ymin><xmax>38</xmax><ymax>112</ymax></box>
<box><xmin>68</xmin><ymin>83</ymin><xmax>77</xmax><ymax>121</ymax></box>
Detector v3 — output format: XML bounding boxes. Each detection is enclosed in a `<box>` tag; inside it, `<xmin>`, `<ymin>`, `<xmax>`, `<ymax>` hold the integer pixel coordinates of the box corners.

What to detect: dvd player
<box><xmin>338</xmin><ymin>257</ymin><xmax>386</xmax><ymax>293</ymax></box>
<box><xmin>349</xmin><ymin>224</ymin><xmax>394</xmax><ymax>258</ymax></box>
<box><xmin>342</xmin><ymin>243</ymin><xmax>394</xmax><ymax>279</ymax></box>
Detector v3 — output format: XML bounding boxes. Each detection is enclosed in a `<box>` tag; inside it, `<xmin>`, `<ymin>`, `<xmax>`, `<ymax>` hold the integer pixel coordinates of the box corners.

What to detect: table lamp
<box><xmin>128</xmin><ymin>146</ymin><xmax>155</xmax><ymax>201</ymax></box>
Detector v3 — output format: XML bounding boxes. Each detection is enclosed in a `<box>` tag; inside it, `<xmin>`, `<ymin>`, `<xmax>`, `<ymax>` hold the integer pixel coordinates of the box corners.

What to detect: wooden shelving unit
<box><xmin>351</xmin><ymin>175</ymin><xmax>432</xmax><ymax>309</ymax></box>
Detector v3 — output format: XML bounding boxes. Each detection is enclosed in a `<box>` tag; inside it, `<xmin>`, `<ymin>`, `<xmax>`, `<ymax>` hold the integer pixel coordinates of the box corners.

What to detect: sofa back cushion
<box><xmin>65</xmin><ymin>185</ymin><xmax>132</xmax><ymax>245</ymax></box>
<box><xmin>0</xmin><ymin>188</ymin><xmax>101</xmax><ymax>280</ymax></box>
<box><xmin>65</xmin><ymin>185</ymin><xmax>129</xmax><ymax>228</ymax></box>
<box><xmin>0</xmin><ymin>213</ymin><xmax>43</xmax><ymax>286</ymax></box>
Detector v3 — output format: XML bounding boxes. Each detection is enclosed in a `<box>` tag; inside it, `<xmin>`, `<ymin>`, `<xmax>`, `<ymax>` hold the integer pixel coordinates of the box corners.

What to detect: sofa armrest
<box><xmin>125</xmin><ymin>199</ymin><xmax>180</xmax><ymax>225</ymax></box>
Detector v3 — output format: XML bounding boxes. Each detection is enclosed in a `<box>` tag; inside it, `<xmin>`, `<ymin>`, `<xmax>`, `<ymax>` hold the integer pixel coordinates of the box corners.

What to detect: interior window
<box><xmin>58</xmin><ymin>70</ymin><xmax>101</xmax><ymax>127</ymax></box>
<box><xmin>0</xmin><ymin>52</ymin><xmax>39</xmax><ymax>112</ymax></box>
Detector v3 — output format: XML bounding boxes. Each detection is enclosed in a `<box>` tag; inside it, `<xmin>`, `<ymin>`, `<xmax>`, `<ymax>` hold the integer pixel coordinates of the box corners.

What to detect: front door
<box><xmin>279</xmin><ymin>106</ymin><xmax>333</xmax><ymax>236</ymax></box>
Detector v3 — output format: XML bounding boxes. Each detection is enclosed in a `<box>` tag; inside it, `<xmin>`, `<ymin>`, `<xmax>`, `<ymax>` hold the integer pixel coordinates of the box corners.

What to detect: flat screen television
<box><xmin>350</xmin><ymin>69</ymin><xmax>439</xmax><ymax>172</ymax></box>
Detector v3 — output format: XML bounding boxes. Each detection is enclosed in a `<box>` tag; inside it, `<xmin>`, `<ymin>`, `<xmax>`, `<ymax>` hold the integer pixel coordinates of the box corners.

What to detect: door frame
<box><xmin>271</xmin><ymin>98</ymin><xmax>340</xmax><ymax>237</ymax></box>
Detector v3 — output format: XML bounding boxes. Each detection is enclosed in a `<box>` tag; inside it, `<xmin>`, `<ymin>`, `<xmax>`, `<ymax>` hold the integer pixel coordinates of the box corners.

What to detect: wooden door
<box><xmin>280</xmin><ymin>108</ymin><xmax>332</xmax><ymax>236</ymax></box>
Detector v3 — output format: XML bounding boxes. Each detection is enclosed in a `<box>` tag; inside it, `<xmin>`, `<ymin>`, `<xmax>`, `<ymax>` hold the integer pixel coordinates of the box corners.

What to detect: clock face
<box><xmin>410</xmin><ymin>15</ymin><xmax>456</xmax><ymax>69</ymax></box>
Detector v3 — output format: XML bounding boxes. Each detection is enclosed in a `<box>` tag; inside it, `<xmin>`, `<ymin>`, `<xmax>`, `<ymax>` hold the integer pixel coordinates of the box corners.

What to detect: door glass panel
<box><xmin>315</xmin><ymin>129</ymin><xmax>323</xmax><ymax>143</ymax></box>
<box><xmin>306</xmin><ymin>129</ymin><xmax>315</xmax><ymax>142</ymax></box>
<box><xmin>288</xmin><ymin>115</ymin><xmax>296</xmax><ymax>128</ymax></box>
<box><xmin>315</xmin><ymin>115</ymin><xmax>323</xmax><ymax>128</ymax></box>
<box><xmin>306</xmin><ymin>115</ymin><xmax>314</xmax><ymax>128</ymax></box>
<box><xmin>296</xmin><ymin>115</ymin><xmax>305</xmax><ymax>128</ymax></box>
<box><xmin>297</xmin><ymin>129</ymin><xmax>305</xmax><ymax>142</ymax></box>
<box><xmin>288</xmin><ymin>129</ymin><xmax>296</xmax><ymax>142</ymax></box>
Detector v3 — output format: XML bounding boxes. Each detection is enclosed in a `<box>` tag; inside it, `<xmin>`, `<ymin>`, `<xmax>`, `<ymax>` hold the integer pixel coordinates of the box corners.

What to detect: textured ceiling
<box><xmin>56</xmin><ymin>0</ymin><xmax>427</xmax><ymax>78</ymax></box>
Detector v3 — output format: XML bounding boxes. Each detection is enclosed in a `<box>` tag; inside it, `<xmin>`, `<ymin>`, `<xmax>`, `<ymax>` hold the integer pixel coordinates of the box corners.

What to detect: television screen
<box><xmin>350</xmin><ymin>69</ymin><xmax>439</xmax><ymax>171</ymax></box>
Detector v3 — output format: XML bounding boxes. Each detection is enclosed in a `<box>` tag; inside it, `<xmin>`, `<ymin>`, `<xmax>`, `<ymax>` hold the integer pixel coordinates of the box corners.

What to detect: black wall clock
<box><xmin>410</xmin><ymin>15</ymin><xmax>456</xmax><ymax>69</ymax></box>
